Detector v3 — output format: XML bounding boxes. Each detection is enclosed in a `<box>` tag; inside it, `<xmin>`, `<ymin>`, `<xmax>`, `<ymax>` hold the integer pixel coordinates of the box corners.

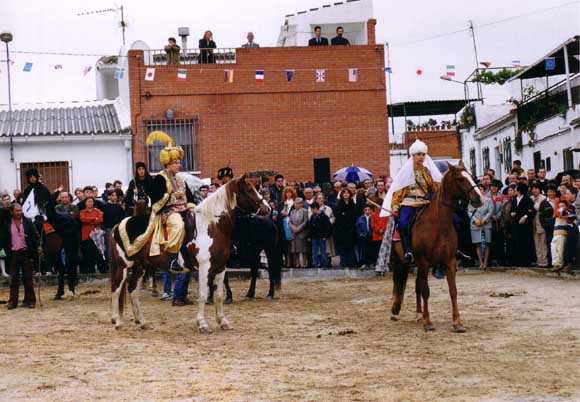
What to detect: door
<box><xmin>313</xmin><ymin>158</ymin><xmax>330</xmax><ymax>183</ymax></box>
<box><xmin>20</xmin><ymin>161</ymin><xmax>70</xmax><ymax>192</ymax></box>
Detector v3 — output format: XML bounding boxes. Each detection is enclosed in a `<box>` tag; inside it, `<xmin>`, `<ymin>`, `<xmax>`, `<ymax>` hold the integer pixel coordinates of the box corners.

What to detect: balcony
<box><xmin>144</xmin><ymin>48</ymin><xmax>237</xmax><ymax>66</ymax></box>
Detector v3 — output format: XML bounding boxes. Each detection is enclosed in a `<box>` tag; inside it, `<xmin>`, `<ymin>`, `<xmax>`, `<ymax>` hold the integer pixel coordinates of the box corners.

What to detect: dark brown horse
<box><xmin>390</xmin><ymin>162</ymin><xmax>483</xmax><ymax>332</ymax></box>
<box><xmin>110</xmin><ymin>174</ymin><xmax>269</xmax><ymax>332</ymax></box>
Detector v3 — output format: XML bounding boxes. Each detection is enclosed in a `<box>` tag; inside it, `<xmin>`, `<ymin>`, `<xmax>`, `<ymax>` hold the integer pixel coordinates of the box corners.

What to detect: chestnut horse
<box><xmin>389</xmin><ymin>162</ymin><xmax>483</xmax><ymax>332</ymax></box>
<box><xmin>110</xmin><ymin>174</ymin><xmax>268</xmax><ymax>332</ymax></box>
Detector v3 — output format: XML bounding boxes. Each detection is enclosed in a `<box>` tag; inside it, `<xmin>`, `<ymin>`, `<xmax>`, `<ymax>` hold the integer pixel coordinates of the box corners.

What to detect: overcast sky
<box><xmin>0</xmin><ymin>0</ymin><xmax>578</xmax><ymax>109</ymax></box>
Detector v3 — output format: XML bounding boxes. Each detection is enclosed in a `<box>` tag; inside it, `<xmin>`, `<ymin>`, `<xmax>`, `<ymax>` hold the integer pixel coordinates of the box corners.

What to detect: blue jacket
<box><xmin>355</xmin><ymin>215</ymin><xmax>372</xmax><ymax>238</ymax></box>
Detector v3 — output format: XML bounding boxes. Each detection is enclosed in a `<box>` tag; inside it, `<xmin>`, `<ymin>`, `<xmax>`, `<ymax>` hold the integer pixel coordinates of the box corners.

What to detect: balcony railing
<box><xmin>517</xmin><ymin>74</ymin><xmax>580</xmax><ymax>128</ymax></box>
<box><xmin>144</xmin><ymin>48</ymin><xmax>237</xmax><ymax>66</ymax></box>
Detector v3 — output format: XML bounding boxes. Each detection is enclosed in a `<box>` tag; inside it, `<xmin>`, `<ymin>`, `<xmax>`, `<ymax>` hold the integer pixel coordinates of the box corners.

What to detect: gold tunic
<box><xmin>392</xmin><ymin>166</ymin><xmax>436</xmax><ymax>209</ymax></box>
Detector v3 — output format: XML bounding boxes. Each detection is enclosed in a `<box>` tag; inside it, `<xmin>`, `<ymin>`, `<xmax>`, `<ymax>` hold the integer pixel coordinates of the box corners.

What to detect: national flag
<box><xmin>114</xmin><ymin>67</ymin><xmax>125</xmax><ymax>80</ymax></box>
<box><xmin>23</xmin><ymin>62</ymin><xmax>33</xmax><ymax>72</ymax></box>
<box><xmin>316</xmin><ymin>69</ymin><xmax>325</xmax><ymax>83</ymax></box>
<box><xmin>512</xmin><ymin>60</ymin><xmax>521</xmax><ymax>68</ymax></box>
<box><xmin>255</xmin><ymin>70</ymin><xmax>264</xmax><ymax>83</ymax></box>
<box><xmin>545</xmin><ymin>57</ymin><xmax>556</xmax><ymax>71</ymax></box>
<box><xmin>83</xmin><ymin>66</ymin><xmax>92</xmax><ymax>76</ymax></box>
<box><xmin>348</xmin><ymin>68</ymin><xmax>358</xmax><ymax>82</ymax></box>
<box><xmin>177</xmin><ymin>68</ymin><xmax>187</xmax><ymax>81</ymax></box>
<box><xmin>144</xmin><ymin>67</ymin><xmax>155</xmax><ymax>81</ymax></box>
<box><xmin>54</xmin><ymin>64</ymin><xmax>63</xmax><ymax>70</ymax></box>
<box><xmin>224</xmin><ymin>69</ymin><xmax>234</xmax><ymax>83</ymax></box>
<box><xmin>480</xmin><ymin>61</ymin><xmax>492</xmax><ymax>68</ymax></box>
<box><xmin>286</xmin><ymin>69</ymin><xmax>294</xmax><ymax>82</ymax></box>
<box><xmin>384</xmin><ymin>67</ymin><xmax>392</xmax><ymax>73</ymax></box>
<box><xmin>446</xmin><ymin>64</ymin><xmax>455</xmax><ymax>77</ymax></box>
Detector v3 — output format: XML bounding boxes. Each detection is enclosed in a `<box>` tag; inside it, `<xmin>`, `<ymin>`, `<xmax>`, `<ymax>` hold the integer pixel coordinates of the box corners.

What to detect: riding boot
<box><xmin>400</xmin><ymin>229</ymin><xmax>414</xmax><ymax>264</ymax></box>
<box><xmin>169</xmin><ymin>252</ymin><xmax>184</xmax><ymax>272</ymax></box>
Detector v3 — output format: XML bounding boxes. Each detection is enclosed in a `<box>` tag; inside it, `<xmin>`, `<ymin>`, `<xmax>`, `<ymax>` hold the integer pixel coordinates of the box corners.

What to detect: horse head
<box><xmin>444</xmin><ymin>161</ymin><xmax>484</xmax><ymax>208</ymax></box>
<box><xmin>232</xmin><ymin>173</ymin><xmax>270</xmax><ymax>215</ymax></box>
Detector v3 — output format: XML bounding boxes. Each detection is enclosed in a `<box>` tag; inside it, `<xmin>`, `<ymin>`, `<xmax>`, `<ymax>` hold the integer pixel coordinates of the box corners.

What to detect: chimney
<box><xmin>178</xmin><ymin>27</ymin><xmax>190</xmax><ymax>50</ymax></box>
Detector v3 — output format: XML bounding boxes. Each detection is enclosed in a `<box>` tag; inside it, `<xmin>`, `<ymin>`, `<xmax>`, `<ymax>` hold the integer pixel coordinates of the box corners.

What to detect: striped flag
<box><xmin>23</xmin><ymin>62</ymin><xmax>33</xmax><ymax>72</ymax></box>
<box><xmin>446</xmin><ymin>65</ymin><xmax>455</xmax><ymax>77</ymax></box>
<box><xmin>224</xmin><ymin>69</ymin><xmax>234</xmax><ymax>83</ymax></box>
<box><xmin>286</xmin><ymin>69</ymin><xmax>294</xmax><ymax>82</ymax></box>
<box><xmin>348</xmin><ymin>68</ymin><xmax>358</xmax><ymax>82</ymax></box>
<box><xmin>255</xmin><ymin>70</ymin><xmax>264</xmax><ymax>83</ymax></box>
<box><xmin>316</xmin><ymin>69</ymin><xmax>325</xmax><ymax>83</ymax></box>
<box><xmin>384</xmin><ymin>67</ymin><xmax>392</xmax><ymax>73</ymax></box>
<box><xmin>512</xmin><ymin>60</ymin><xmax>521</xmax><ymax>68</ymax></box>
<box><xmin>83</xmin><ymin>66</ymin><xmax>92</xmax><ymax>76</ymax></box>
<box><xmin>177</xmin><ymin>69</ymin><xmax>187</xmax><ymax>81</ymax></box>
<box><xmin>144</xmin><ymin>67</ymin><xmax>155</xmax><ymax>81</ymax></box>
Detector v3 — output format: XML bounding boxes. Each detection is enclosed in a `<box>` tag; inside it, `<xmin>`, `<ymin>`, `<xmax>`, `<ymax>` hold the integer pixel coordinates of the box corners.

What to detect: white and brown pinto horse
<box><xmin>110</xmin><ymin>174</ymin><xmax>268</xmax><ymax>332</ymax></box>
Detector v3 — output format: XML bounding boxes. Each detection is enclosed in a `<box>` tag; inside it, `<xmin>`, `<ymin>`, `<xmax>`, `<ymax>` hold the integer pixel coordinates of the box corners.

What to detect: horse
<box><xmin>109</xmin><ymin>173</ymin><xmax>268</xmax><ymax>332</ymax></box>
<box><xmin>207</xmin><ymin>214</ymin><xmax>282</xmax><ymax>303</ymax></box>
<box><xmin>389</xmin><ymin>161</ymin><xmax>483</xmax><ymax>333</ymax></box>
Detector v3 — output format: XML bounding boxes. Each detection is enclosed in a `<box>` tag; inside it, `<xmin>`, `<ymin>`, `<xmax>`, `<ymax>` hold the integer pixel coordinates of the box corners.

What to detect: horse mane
<box><xmin>194</xmin><ymin>179</ymin><xmax>237</xmax><ymax>221</ymax></box>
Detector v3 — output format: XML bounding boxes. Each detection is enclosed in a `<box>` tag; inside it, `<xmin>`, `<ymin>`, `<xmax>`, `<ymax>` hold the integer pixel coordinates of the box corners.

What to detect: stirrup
<box><xmin>169</xmin><ymin>258</ymin><xmax>185</xmax><ymax>273</ymax></box>
<box><xmin>456</xmin><ymin>250</ymin><xmax>471</xmax><ymax>260</ymax></box>
<box><xmin>404</xmin><ymin>252</ymin><xmax>414</xmax><ymax>264</ymax></box>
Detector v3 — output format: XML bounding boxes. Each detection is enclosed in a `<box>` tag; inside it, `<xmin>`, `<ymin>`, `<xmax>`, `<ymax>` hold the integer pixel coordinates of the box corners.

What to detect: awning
<box><xmin>388</xmin><ymin>99</ymin><xmax>478</xmax><ymax>117</ymax></box>
<box><xmin>508</xmin><ymin>35</ymin><xmax>580</xmax><ymax>82</ymax></box>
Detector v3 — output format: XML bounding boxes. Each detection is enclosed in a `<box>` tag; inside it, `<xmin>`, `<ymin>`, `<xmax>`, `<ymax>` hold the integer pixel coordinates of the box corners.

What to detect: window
<box><xmin>546</xmin><ymin>157</ymin><xmax>551</xmax><ymax>172</ymax></box>
<box><xmin>469</xmin><ymin>148</ymin><xmax>476</xmax><ymax>176</ymax></box>
<box><xmin>563</xmin><ymin>148</ymin><xmax>574</xmax><ymax>171</ymax></box>
<box><xmin>503</xmin><ymin>137</ymin><xmax>512</xmax><ymax>174</ymax></box>
<box><xmin>145</xmin><ymin>119</ymin><xmax>196</xmax><ymax>172</ymax></box>
<box><xmin>482</xmin><ymin>147</ymin><xmax>490</xmax><ymax>172</ymax></box>
<box><xmin>533</xmin><ymin>151</ymin><xmax>542</xmax><ymax>171</ymax></box>
<box><xmin>20</xmin><ymin>161</ymin><xmax>70</xmax><ymax>192</ymax></box>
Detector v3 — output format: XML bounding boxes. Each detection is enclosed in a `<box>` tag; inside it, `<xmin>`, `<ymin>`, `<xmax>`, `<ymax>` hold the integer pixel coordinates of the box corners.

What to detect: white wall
<box><xmin>0</xmin><ymin>136</ymin><xmax>132</xmax><ymax>193</ymax></box>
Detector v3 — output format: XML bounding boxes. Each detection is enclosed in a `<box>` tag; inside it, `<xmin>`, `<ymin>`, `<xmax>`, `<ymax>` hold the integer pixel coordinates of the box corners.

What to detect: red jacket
<box><xmin>80</xmin><ymin>207</ymin><xmax>103</xmax><ymax>241</ymax></box>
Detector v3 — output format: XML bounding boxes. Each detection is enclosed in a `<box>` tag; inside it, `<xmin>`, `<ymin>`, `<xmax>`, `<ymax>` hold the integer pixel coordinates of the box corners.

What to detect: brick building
<box><xmin>127</xmin><ymin>20</ymin><xmax>389</xmax><ymax>182</ymax></box>
<box><xmin>404</xmin><ymin>127</ymin><xmax>461</xmax><ymax>159</ymax></box>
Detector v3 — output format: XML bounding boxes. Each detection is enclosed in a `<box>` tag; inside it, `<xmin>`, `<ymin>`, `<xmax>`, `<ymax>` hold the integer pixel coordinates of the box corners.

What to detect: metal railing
<box><xmin>144</xmin><ymin>48</ymin><xmax>237</xmax><ymax>66</ymax></box>
<box><xmin>517</xmin><ymin>74</ymin><xmax>580</xmax><ymax>128</ymax></box>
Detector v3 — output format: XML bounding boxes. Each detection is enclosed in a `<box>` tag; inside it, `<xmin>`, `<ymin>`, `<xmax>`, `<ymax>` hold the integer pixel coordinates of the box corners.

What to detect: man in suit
<box><xmin>308</xmin><ymin>26</ymin><xmax>329</xmax><ymax>46</ymax></box>
<box><xmin>242</xmin><ymin>32</ymin><xmax>259</xmax><ymax>48</ymax></box>
<box><xmin>331</xmin><ymin>26</ymin><xmax>350</xmax><ymax>46</ymax></box>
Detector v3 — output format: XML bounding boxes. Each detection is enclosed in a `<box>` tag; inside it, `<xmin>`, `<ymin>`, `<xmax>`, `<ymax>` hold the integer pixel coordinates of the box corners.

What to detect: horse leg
<box><xmin>390</xmin><ymin>242</ymin><xmax>408</xmax><ymax>321</ymax></box>
<box><xmin>196</xmin><ymin>262</ymin><xmax>212</xmax><ymax>333</ymax></box>
<box><xmin>246</xmin><ymin>264</ymin><xmax>258</xmax><ymax>300</ymax></box>
<box><xmin>265</xmin><ymin>245</ymin><xmax>280</xmax><ymax>300</ymax></box>
<box><xmin>150</xmin><ymin>268</ymin><xmax>159</xmax><ymax>297</ymax></box>
<box><xmin>111</xmin><ymin>267</ymin><xmax>128</xmax><ymax>330</ymax></box>
<box><xmin>128</xmin><ymin>265</ymin><xmax>152</xmax><ymax>330</ymax></box>
<box><xmin>215</xmin><ymin>271</ymin><xmax>233</xmax><ymax>330</ymax></box>
<box><xmin>417</xmin><ymin>262</ymin><xmax>434</xmax><ymax>331</ymax></box>
<box><xmin>415</xmin><ymin>274</ymin><xmax>423</xmax><ymax>322</ymax></box>
<box><xmin>446</xmin><ymin>258</ymin><xmax>466</xmax><ymax>333</ymax></box>
<box><xmin>224</xmin><ymin>275</ymin><xmax>233</xmax><ymax>304</ymax></box>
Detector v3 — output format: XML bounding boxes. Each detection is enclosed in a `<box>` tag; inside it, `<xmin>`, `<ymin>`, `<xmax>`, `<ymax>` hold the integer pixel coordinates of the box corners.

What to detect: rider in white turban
<box><xmin>380</xmin><ymin>139</ymin><xmax>442</xmax><ymax>263</ymax></box>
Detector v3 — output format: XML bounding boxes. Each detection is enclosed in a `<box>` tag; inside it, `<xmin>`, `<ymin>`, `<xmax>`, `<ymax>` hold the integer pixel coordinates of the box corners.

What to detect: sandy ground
<box><xmin>1</xmin><ymin>271</ymin><xmax>579</xmax><ymax>402</ymax></box>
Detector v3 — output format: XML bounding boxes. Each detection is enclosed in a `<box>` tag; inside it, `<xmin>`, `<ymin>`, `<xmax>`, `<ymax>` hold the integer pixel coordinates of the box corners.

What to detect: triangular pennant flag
<box><xmin>348</xmin><ymin>68</ymin><xmax>358</xmax><ymax>82</ymax></box>
<box><xmin>23</xmin><ymin>62</ymin><xmax>33</xmax><ymax>72</ymax></box>
<box><xmin>177</xmin><ymin>68</ymin><xmax>187</xmax><ymax>81</ymax></box>
<box><xmin>316</xmin><ymin>69</ymin><xmax>325</xmax><ymax>82</ymax></box>
<box><xmin>145</xmin><ymin>67</ymin><xmax>155</xmax><ymax>81</ymax></box>
<box><xmin>286</xmin><ymin>69</ymin><xmax>294</xmax><ymax>82</ymax></box>
<box><xmin>480</xmin><ymin>61</ymin><xmax>492</xmax><ymax>68</ymax></box>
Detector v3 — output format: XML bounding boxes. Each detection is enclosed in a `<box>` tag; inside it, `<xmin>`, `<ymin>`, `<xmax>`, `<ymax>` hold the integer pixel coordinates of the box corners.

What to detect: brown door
<box><xmin>20</xmin><ymin>161</ymin><xmax>70</xmax><ymax>192</ymax></box>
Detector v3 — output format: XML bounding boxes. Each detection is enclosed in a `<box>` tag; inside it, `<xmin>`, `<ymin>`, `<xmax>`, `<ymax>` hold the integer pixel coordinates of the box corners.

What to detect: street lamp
<box><xmin>440</xmin><ymin>75</ymin><xmax>470</xmax><ymax>105</ymax></box>
<box><xmin>1</xmin><ymin>31</ymin><xmax>14</xmax><ymax>162</ymax></box>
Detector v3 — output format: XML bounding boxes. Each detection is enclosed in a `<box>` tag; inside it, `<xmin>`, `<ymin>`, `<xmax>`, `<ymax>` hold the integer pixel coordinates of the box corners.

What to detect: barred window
<box><xmin>482</xmin><ymin>147</ymin><xmax>490</xmax><ymax>172</ymax></box>
<box><xmin>469</xmin><ymin>148</ymin><xmax>476</xmax><ymax>176</ymax></box>
<box><xmin>145</xmin><ymin>119</ymin><xmax>196</xmax><ymax>172</ymax></box>
<box><xmin>503</xmin><ymin>137</ymin><xmax>512</xmax><ymax>174</ymax></box>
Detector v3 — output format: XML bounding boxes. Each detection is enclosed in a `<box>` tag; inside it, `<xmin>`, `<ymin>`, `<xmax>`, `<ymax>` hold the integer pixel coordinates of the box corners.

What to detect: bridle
<box><xmin>439</xmin><ymin>168</ymin><xmax>480</xmax><ymax>208</ymax></box>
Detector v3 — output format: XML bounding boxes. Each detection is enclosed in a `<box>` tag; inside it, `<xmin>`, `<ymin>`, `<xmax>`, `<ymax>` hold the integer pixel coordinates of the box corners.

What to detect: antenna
<box><xmin>468</xmin><ymin>20</ymin><xmax>483</xmax><ymax>103</ymax></box>
<box><xmin>77</xmin><ymin>4</ymin><xmax>127</xmax><ymax>45</ymax></box>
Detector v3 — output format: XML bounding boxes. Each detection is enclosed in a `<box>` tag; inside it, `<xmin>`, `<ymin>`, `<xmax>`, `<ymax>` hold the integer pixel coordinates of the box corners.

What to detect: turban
<box><xmin>409</xmin><ymin>139</ymin><xmax>428</xmax><ymax>155</ymax></box>
<box><xmin>146</xmin><ymin>131</ymin><xmax>184</xmax><ymax>166</ymax></box>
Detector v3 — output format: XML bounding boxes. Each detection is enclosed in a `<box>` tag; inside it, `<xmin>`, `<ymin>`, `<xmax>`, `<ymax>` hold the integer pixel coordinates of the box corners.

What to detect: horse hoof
<box><xmin>111</xmin><ymin>318</ymin><xmax>116</xmax><ymax>325</ymax></box>
<box><xmin>267</xmin><ymin>296</ymin><xmax>274</xmax><ymax>302</ymax></box>
<box><xmin>225</xmin><ymin>297</ymin><xmax>233</xmax><ymax>305</ymax></box>
<box><xmin>199</xmin><ymin>326</ymin><xmax>212</xmax><ymax>334</ymax></box>
<box><xmin>134</xmin><ymin>320</ymin><xmax>141</xmax><ymax>325</ymax></box>
<box><xmin>424</xmin><ymin>323</ymin><xmax>436</xmax><ymax>332</ymax></box>
<box><xmin>416</xmin><ymin>313</ymin><xmax>424</xmax><ymax>322</ymax></box>
<box><xmin>115</xmin><ymin>324</ymin><xmax>123</xmax><ymax>331</ymax></box>
<box><xmin>245</xmin><ymin>296</ymin><xmax>254</xmax><ymax>301</ymax></box>
<box><xmin>205</xmin><ymin>300</ymin><xmax>214</xmax><ymax>306</ymax></box>
<box><xmin>453</xmin><ymin>324</ymin><xmax>466</xmax><ymax>333</ymax></box>
<box><xmin>140</xmin><ymin>323</ymin><xmax>153</xmax><ymax>330</ymax></box>
<box><xmin>390</xmin><ymin>314</ymin><xmax>399</xmax><ymax>321</ymax></box>
<box><xmin>220</xmin><ymin>322</ymin><xmax>233</xmax><ymax>331</ymax></box>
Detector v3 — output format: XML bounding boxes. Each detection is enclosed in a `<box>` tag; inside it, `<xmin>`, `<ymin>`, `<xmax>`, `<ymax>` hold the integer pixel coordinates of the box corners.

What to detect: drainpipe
<box><xmin>563</xmin><ymin>44</ymin><xmax>573</xmax><ymax>109</ymax></box>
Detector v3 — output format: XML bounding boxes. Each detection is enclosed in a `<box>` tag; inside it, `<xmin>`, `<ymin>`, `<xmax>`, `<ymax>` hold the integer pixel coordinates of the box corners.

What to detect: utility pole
<box><xmin>469</xmin><ymin>20</ymin><xmax>484</xmax><ymax>103</ymax></box>
<box><xmin>1</xmin><ymin>31</ymin><xmax>14</xmax><ymax>162</ymax></box>
<box><xmin>386</xmin><ymin>42</ymin><xmax>396</xmax><ymax>143</ymax></box>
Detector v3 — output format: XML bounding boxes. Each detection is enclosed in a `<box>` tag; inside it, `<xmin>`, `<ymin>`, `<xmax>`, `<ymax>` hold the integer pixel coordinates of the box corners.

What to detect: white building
<box><xmin>460</xmin><ymin>36</ymin><xmax>580</xmax><ymax>181</ymax></box>
<box><xmin>277</xmin><ymin>0</ymin><xmax>374</xmax><ymax>47</ymax></box>
<box><xmin>0</xmin><ymin>43</ymin><xmax>139</xmax><ymax>195</ymax></box>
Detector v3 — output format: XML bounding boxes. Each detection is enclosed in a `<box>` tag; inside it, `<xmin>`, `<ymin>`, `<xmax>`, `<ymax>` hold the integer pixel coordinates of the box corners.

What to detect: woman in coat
<box><xmin>289</xmin><ymin>198</ymin><xmax>309</xmax><ymax>268</ymax></box>
<box><xmin>124</xmin><ymin>161</ymin><xmax>152</xmax><ymax>217</ymax></box>
<box><xmin>198</xmin><ymin>30</ymin><xmax>216</xmax><ymax>64</ymax></box>
<box><xmin>277</xmin><ymin>186</ymin><xmax>297</xmax><ymax>268</ymax></box>
<box><xmin>510</xmin><ymin>183</ymin><xmax>536</xmax><ymax>267</ymax></box>
<box><xmin>334</xmin><ymin>189</ymin><xmax>357</xmax><ymax>268</ymax></box>
<box><xmin>468</xmin><ymin>184</ymin><xmax>494</xmax><ymax>271</ymax></box>
<box><xmin>312</xmin><ymin>193</ymin><xmax>335</xmax><ymax>265</ymax></box>
<box><xmin>530</xmin><ymin>182</ymin><xmax>552</xmax><ymax>267</ymax></box>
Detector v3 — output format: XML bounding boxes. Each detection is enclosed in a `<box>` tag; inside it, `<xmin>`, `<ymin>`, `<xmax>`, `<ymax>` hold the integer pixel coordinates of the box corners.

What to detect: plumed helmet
<box><xmin>146</xmin><ymin>131</ymin><xmax>184</xmax><ymax>166</ymax></box>
<box><xmin>409</xmin><ymin>139</ymin><xmax>428</xmax><ymax>155</ymax></box>
<box><xmin>217</xmin><ymin>167</ymin><xmax>233</xmax><ymax>180</ymax></box>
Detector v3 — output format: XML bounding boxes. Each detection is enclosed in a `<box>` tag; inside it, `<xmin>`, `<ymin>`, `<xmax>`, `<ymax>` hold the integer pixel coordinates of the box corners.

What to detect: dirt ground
<box><xmin>1</xmin><ymin>271</ymin><xmax>579</xmax><ymax>402</ymax></box>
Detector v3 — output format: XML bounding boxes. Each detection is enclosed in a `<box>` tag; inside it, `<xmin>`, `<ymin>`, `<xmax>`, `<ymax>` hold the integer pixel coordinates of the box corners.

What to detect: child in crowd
<box><xmin>309</xmin><ymin>203</ymin><xmax>332</xmax><ymax>268</ymax></box>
